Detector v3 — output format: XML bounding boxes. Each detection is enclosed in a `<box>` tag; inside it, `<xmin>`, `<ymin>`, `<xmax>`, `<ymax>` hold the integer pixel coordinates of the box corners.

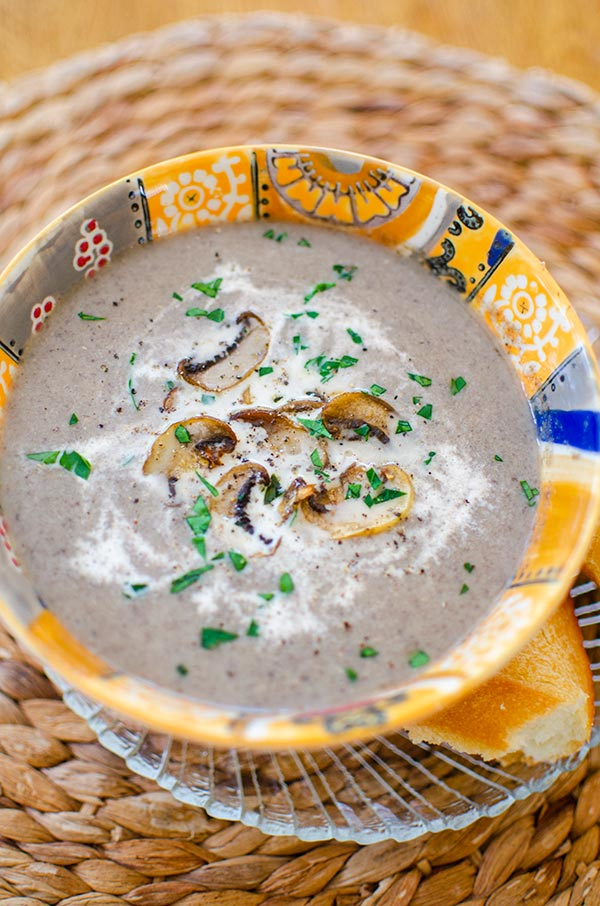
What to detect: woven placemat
<box><xmin>1</xmin><ymin>12</ymin><xmax>600</xmax><ymax>904</ymax></box>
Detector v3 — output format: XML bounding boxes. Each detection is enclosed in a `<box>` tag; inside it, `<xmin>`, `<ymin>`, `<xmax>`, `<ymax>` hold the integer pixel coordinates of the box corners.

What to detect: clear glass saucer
<box><xmin>52</xmin><ymin>581</ymin><xmax>599</xmax><ymax>844</ymax></box>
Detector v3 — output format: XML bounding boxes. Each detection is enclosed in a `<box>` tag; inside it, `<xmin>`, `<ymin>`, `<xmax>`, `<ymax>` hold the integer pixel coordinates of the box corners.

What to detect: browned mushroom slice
<box><xmin>143</xmin><ymin>417</ymin><xmax>237</xmax><ymax>479</ymax></box>
<box><xmin>278</xmin><ymin>476</ymin><xmax>317</xmax><ymax>522</ymax></box>
<box><xmin>212</xmin><ymin>462</ymin><xmax>280</xmax><ymax>556</ymax></box>
<box><xmin>301</xmin><ymin>463</ymin><xmax>413</xmax><ymax>540</ymax></box>
<box><xmin>230</xmin><ymin>408</ymin><xmax>314</xmax><ymax>456</ymax></box>
<box><xmin>178</xmin><ymin>311</ymin><xmax>270</xmax><ymax>392</ymax></box>
<box><xmin>277</xmin><ymin>395</ymin><xmax>327</xmax><ymax>415</ymax></box>
<box><xmin>321</xmin><ymin>391</ymin><xmax>397</xmax><ymax>444</ymax></box>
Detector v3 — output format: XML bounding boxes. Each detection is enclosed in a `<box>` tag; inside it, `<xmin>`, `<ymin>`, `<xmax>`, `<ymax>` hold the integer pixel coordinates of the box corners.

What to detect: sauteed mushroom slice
<box><xmin>230</xmin><ymin>407</ymin><xmax>317</xmax><ymax>456</ymax></box>
<box><xmin>277</xmin><ymin>395</ymin><xmax>327</xmax><ymax>415</ymax></box>
<box><xmin>178</xmin><ymin>311</ymin><xmax>270</xmax><ymax>392</ymax></box>
<box><xmin>301</xmin><ymin>462</ymin><xmax>413</xmax><ymax>540</ymax></box>
<box><xmin>321</xmin><ymin>392</ymin><xmax>397</xmax><ymax>444</ymax></box>
<box><xmin>212</xmin><ymin>462</ymin><xmax>279</xmax><ymax>556</ymax></box>
<box><xmin>143</xmin><ymin>417</ymin><xmax>237</xmax><ymax>478</ymax></box>
<box><xmin>278</xmin><ymin>477</ymin><xmax>317</xmax><ymax>522</ymax></box>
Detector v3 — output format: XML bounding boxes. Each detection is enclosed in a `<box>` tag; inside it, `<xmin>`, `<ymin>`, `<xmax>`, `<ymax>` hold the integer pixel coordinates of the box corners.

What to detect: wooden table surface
<box><xmin>1</xmin><ymin>0</ymin><xmax>599</xmax><ymax>91</ymax></box>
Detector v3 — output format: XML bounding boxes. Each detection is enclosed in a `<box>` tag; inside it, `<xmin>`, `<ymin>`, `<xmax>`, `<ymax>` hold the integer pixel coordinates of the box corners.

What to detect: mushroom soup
<box><xmin>0</xmin><ymin>223</ymin><xmax>540</xmax><ymax>709</ymax></box>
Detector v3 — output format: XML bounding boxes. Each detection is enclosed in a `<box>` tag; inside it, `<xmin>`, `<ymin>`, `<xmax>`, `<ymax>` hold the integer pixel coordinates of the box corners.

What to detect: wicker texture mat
<box><xmin>1</xmin><ymin>11</ymin><xmax>600</xmax><ymax>904</ymax></box>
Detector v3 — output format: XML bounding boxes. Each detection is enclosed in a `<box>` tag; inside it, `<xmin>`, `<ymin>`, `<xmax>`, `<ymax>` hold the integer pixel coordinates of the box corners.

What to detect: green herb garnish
<box><xmin>360</xmin><ymin>646</ymin><xmax>378</xmax><ymax>658</ymax></box>
<box><xmin>212</xmin><ymin>552</ymin><xmax>225</xmax><ymax>561</ymax></box>
<box><xmin>247</xmin><ymin>619</ymin><xmax>260</xmax><ymax>637</ymax></box>
<box><xmin>366</xmin><ymin>467</ymin><xmax>382</xmax><ymax>490</ymax></box>
<box><xmin>408</xmin><ymin>650</ymin><xmax>430</xmax><ymax>668</ymax></box>
<box><xmin>290</xmin><ymin>311</ymin><xmax>319</xmax><ymax>320</ymax></box>
<box><xmin>451</xmin><ymin>376</ymin><xmax>467</xmax><ymax>395</ymax></box>
<box><xmin>128</xmin><ymin>352</ymin><xmax>139</xmax><ymax>411</ymax></box>
<box><xmin>29</xmin><ymin>449</ymin><xmax>92</xmax><ymax>480</ymax></box>
<box><xmin>333</xmin><ymin>264</ymin><xmax>357</xmax><ymax>281</ymax></box>
<box><xmin>464</xmin><ymin>562</ymin><xmax>475</xmax><ymax>573</ymax></box>
<box><xmin>424</xmin><ymin>451</ymin><xmax>436</xmax><ymax>465</ymax></box>
<box><xmin>122</xmin><ymin>582</ymin><xmax>148</xmax><ymax>599</ymax></box>
<box><xmin>258</xmin><ymin>592</ymin><xmax>274</xmax><ymax>602</ymax></box>
<box><xmin>172</xmin><ymin>292</ymin><xmax>183</xmax><ymax>302</ymax></box>
<box><xmin>347</xmin><ymin>328</ymin><xmax>363</xmax><ymax>345</ymax></box>
<box><xmin>191</xmin><ymin>277</ymin><xmax>222</xmax><ymax>298</ymax></box>
<box><xmin>408</xmin><ymin>373</ymin><xmax>432</xmax><ymax>387</ymax></box>
<box><xmin>417</xmin><ymin>404</ymin><xmax>433</xmax><ymax>420</ymax></box>
<box><xmin>174</xmin><ymin>424</ymin><xmax>191</xmax><ymax>444</ymax></box>
<box><xmin>520</xmin><ymin>480</ymin><xmax>540</xmax><ymax>506</ymax></box>
<box><xmin>263</xmin><ymin>229</ymin><xmax>275</xmax><ymax>239</ymax></box>
<box><xmin>264</xmin><ymin>474</ymin><xmax>283</xmax><ymax>504</ymax></box>
<box><xmin>69</xmin><ymin>413</ymin><xmax>79</xmax><ymax>426</ymax></box>
<box><xmin>200</xmin><ymin>626</ymin><xmax>238</xmax><ymax>649</ymax></box>
<box><xmin>460</xmin><ymin>583</ymin><xmax>469</xmax><ymax>595</ymax></box>
<box><xmin>310</xmin><ymin>448</ymin><xmax>330</xmax><ymax>481</ymax></box>
<box><xmin>258</xmin><ymin>366</ymin><xmax>274</xmax><ymax>377</ymax></box>
<box><xmin>228</xmin><ymin>550</ymin><xmax>247</xmax><ymax>572</ymax></box>
<box><xmin>293</xmin><ymin>334</ymin><xmax>308</xmax><ymax>354</ymax></box>
<box><xmin>370</xmin><ymin>384</ymin><xmax>386</xmax><ymax>397</ymax></box>
<box><xmin>78</xmin><ymin>312</ymin><xmax>106</xmax><ymax>321</ymax></box>
<box><xmin>185</xmin><ymin>307</ymin><xmax>225</xmax><ymax>322</ymax></box>
<box><xmin>279</xmin><ymin>572</ymin><xmax>294</xmax><ymax>593</ymax></box>
<box><xmin>494</xmin><ymin>454</ymin><xmax>504</xmax><ymax>462</ymax></box>
<box><xmin>186</xmin><ymin>495</ymin><xmax>211</xmax><ymax>535</ymax></box>
<box><xmin>306</xmin><ymin>354</ymin><xmax>359</xmax><ymax>383</ymax></box>
<box><xmin>364</xmin><ymin>488</ymin><xmax>407</xmax><ymax>507</ymax></box>
<box><xmin>395</xmin><ymin>420</ymin><xmax>412</xmax><ymax>434</ymax></box>
<box><xmin>197</xmin><ymin>473</ymin><xmax>219</xmax><ymax>497</ymax></box>
<box><xmin>297</xmin><ymin>417</ymin><xmax>333</xmax><ymax>439</ymax></box>
<box><xmin>354</xmin><ymin>424</ymin><xmax>370</xmax><ymax>439</ymax></box>
<box><xmin>171</xmin><ymin>564</ymin><xmax>214</xmax><ymax>594</ymax></box>
<box><xmin>304</xmin><ymin>282</ymin><xmax>336</xmax><ymax>303</ymax></box>
<box><xmin>193</xmin><ymin>536</ymin><xmax>206</xmax><ymax>559</ymax></box>
<box><xmin>298</xmin><ymin>237</ymin><xmax>311</xmax><ymax>247</ymax></box>
<box><xmin>345</xmin><ymin>483</ymin><xmax>362</xmax><ymax>499</ymax></box>
<box><xmin>345</xmin><ymin>667</ymin><xmax>358</xmax><ymax>681</ymax></box>
<box><xmin>27</xmin><ymin>450</ymin><xmax>60</xmax><ymax>465</ymax></box>
<box><xmin>176</xmin><ymin>663</ymin><xmax>188</xmax><ymax>675</ymax></box>
<box><xmin>202</xmin><ymin>394</ymin><xmax>215</xmax><ymax>405</ymax></box>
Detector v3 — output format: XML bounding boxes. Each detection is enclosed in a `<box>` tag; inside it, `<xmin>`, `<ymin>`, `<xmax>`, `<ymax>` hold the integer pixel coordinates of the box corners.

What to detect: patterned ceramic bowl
<box><xmin>0</xmin><ymin>145</ymin><xmax>599</xmax><ymax>751</ymax></box>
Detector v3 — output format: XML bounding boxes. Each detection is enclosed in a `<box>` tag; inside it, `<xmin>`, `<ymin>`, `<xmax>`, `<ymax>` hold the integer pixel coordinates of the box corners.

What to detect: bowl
<box><xmin>0</xmin><ymin>144</ymin><xmax>599</xmax><ymax>751</ymax></box>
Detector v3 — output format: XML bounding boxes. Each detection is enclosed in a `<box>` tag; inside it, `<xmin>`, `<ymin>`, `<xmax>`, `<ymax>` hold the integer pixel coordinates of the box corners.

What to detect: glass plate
<box><xmin>51</xmin><ymin>581</ymin><xmax>600</xmax><ymax>844</ymax></box>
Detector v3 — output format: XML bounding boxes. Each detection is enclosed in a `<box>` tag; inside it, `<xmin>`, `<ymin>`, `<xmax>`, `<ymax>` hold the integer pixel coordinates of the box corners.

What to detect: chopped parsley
<box><xmin>165</xmin><ymin>380</ymin><xmax>176</xmax><ymax>391</ymax></box>
<box><xmin>191</xmin><ymin>277</ymin><xmax>222</xmax><ymax>298</ymax></box>
<box><xmin>279</xmin><ymin>572</ymin><xmax>294</xmax><ymax>594</ymax></box>
<box><xmin>297</xmin><ymin>237</ymin><xmax>312</xmax><ymax>247</ymax></box>
<box><xmin>347</xmin><ymin>328</ymin><xmax>363</xmax><ymax>345</ymax></box>
<box><xmin>451</xmin><ymin>376</ymin><xmax>467</xmax><ymax>395</ymax></box>
<box><xmin>263</xmin><ymin>474</ymin><xmax>283</xmax><ymax>504</ymax></box>
<box><xmin>417</xmin><ymin>404</ymin><xmax>433</xmax><ymax>420</ymax></box>
<box><xmin>176</xmin><ymin>663</ymin><xmax>188</xmax><ymax>676</ymax></box>
<box><xmin>247</xmin><ymin>619</ymin><xmax>260</xmax><ymax>637</ymax></box>
<box><xmin>360</xmin><ymin>646</ymin><xmax>378</xmax><ymax>658</ymax></box>
<box><xmin>424</xmin><ymin>451</ymin><xmax>436</xmax><ymax>465</ymax></box>
<box><xmin>395</xmin><ymin>420</ymin><xmax>412</xmax><ymax>435</ymax></box>
<box><xmin>228</xmin><ymin>550</ymin><xmax>247</xmax><ymax>572</ymax></box>
<box><xmin>197</xmin><ymin>473</ymin><xmax>219</xmax><ymax>497</ymax></box>
<box><xmin>370</xmin><ymin>384</ymin><xmax>386</xmax><ymax>397</ymax></box>
<box><xmin>297</xmin><ymin>417</ymin><xmax>333</xmax><ymax>439</ymax></box>
<box><xmin>171</xmin><ymin>564</ymin><xmax>214</xmax><ymax>594</ymax></box>
<box><xmin>345</xmin><ymin>667</ymin><xmax>358</xmax><ymax>681</ymax></box>
<box><xmin>494</xmin><ymin>454</ymin><xmax>504</xmax><ymax>462</ymax></box>
<box><xmin>78</xmin><ymin>312</ymin><xmax>106</xmax><ymax>321</ymax></box>
<box><xmin>128</xmin><ymin>352</ymin><xmax>139</xmax><ymax>411</ymax></box>
<box><xmin>200</xmin><ymin>626</ymin><xmax>238</xmax><ymax>649</ymax></box>
<box><xmin>185</xmin><ymin>307</ymin><xmax>225</xmax><ymax>322</ymax></box>
<box><xmin>193</xmin><ymin>536</ymin><xmax>206</xmax><ymax>559</ymax></box>
<box><xmin>263</xmin><ymin>229</ymin><xmax>287</xmax><ymax>242</ymax></box>
<box><xmin>174</xmin><ymin>424</ymin><xmax>191</xmax><ymax>444</ymax></box>
<box><xmin>333</xmin><ymin>264</ymin><xmax>357</xmax><ymax>281</ymax></box>
<box><xmin>412</xmin><ymin>396</ymin><xmax>421</xmax><ymax>405</ymax></box>
<box><xmin>212</xmin><ymin>551</ymin><xmax>225</xmax><ymax>561</ymax></box>
<box><xmin>304</xmin><ymin>282</ymin><xmax>336</xmax><ymax>303</ymax></box>
<box><xmin>293</xmin><ymin>334</ymin><xmax>308</xmax><ymax>354</ymax></box>
<box><xmin>69</xmin><ymin>413</ymin><xmax>79</xmax><ymax>426</ymax></box>
<box><xmin>520</xmin><ymin>480</ymin><xmax>540</xmax><ymax>506</ymax></box>
<box><xmin>366</xmin><ymin>467</ymin><xmax>382</xmax><ymax>490</ymax></box>
<box><xmin>460</xmin><ymin>583</ymin><xmax>469</xmax><ymax>595</ymax></box>
<box><xmin>310</xmin><ymin>448</ymin><xmax>330</xmax><ymax>481</ymax></box>
<box><xmin>306</xmin><ymin>354</ymin><xmax>359</xmax><ymax>383</ymax></box>
<box><xmin>345</xmin><ymin>483</ymin><xmax>362</xmax><ymax>499</ymax></box>
<box><xmin>186</xmin><ymin>494</ymin><xmax>211</xmax><ymax>535</ymax></box>
<box><xmin>26</xmin><ymin>450</ymin><xmax>92</xmax><ymax>480</ymax></box>
<box><xmin>172</xmin><ymin>292</ymin><xmax>183</xmax><ymax>302</ymax></box>
<box><xmin>364</xmin><ymin>488</ymin><xmax>406</xmax><ymax>507</ymax></box>
<box><xmin>408</xmin><ymin>650</ymin><xmax>430</xmax><ymax>668</ymax></box>
<box><xmin>290</xmin><ymin>311</ymin><xmax>319</xmax><ymax>320</ymax></box>
<box><xmin>201</xmin><ymin>394</ymin><xmax>215</xmax><ymax>405</ymax></box>
<box><xmin>122</xmin><ymin>582</ymin><xmax>148</xmax><ymax>599</ymax></box>
<box><xmin>408</xmin><ymin>373</ymin><xmax>432</xmax><ymax>387</ymax></box>
<box><xmin>464</xmin><ymin>562</ymin><xmax>475</xmax><ymax>573</ymax></box>
<box><xmin>258</xmin><ymin>592</ymin><xmax>274</xmax><ymax>602</ymax></box>
<box><xmin>258</xmin><ymin>366</ymin><xmax>274</xmax><ymax>377</ymax></box>
<box><xmin>354</xmin><ymin>424</ymin><xmax>370</xmax><ymax>439</ymax></box>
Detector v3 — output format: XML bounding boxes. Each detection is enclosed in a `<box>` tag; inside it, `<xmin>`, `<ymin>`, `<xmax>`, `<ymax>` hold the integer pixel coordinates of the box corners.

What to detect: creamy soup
<box><xmin>0</xmin><ymin>223</ymin><xmax>539</xmax><ymax>710</ymax></box>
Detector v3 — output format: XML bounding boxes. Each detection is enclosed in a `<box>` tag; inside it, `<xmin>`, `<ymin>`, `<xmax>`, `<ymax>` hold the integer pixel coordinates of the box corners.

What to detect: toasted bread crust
<box><xmin>407</xmin><ymin>597</ymin><xmax>593</xmax><ymax>763</ymax></box>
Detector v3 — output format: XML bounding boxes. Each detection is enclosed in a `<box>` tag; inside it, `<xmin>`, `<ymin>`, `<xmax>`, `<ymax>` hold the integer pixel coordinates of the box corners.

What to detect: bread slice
<box><xmin>406</xmin><ymin>597</ymin><xmax>594</xmax><ymax>764</ymax></box>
